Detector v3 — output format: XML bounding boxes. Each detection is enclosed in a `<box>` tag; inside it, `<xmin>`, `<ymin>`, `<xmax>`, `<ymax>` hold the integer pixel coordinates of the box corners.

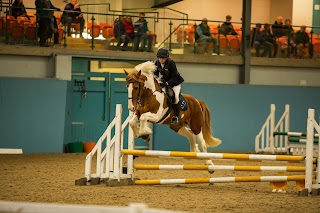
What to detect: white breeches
<box><xmin>172</xmin><ymin>84</ymin><xmax>181</xmax><ymax>104</ymax></box>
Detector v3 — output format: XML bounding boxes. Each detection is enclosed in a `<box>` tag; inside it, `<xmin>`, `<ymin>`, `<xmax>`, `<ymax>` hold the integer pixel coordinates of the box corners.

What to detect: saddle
<box><xmin>157</xmin><ymin>86</ymin><xmax>187</xmax><ymax>124</ymax></box>
<box><xmin>164</xmin><ymin>87</ymin><xmax>188</xmax><ymax>111</ymax></box>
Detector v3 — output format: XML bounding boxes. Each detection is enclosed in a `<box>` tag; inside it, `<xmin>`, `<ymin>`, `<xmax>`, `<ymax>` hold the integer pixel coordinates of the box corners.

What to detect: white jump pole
<box><xmin>122</xmin><ymin>150</ymin><xmax>315</xmax><ymax>162</ymax></box>
<box><xmin>134</xmin><ymin>164</ymin><xmax>306</xmax><ymax>172</ymax></box>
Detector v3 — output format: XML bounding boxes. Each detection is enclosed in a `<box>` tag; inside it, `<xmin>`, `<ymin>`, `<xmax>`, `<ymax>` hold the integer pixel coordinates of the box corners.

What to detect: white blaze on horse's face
<box><xmin>127</xmin><ymin>83</ymin><xmax>135</xmax><ymax>111</ymax></box>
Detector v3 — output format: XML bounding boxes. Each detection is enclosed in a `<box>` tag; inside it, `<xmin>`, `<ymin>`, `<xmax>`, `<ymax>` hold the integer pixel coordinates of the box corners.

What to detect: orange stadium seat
<box><xmin>89</xmin><ymin>24</ymin><xmax>100</xmax><ymax>38</ymax></box>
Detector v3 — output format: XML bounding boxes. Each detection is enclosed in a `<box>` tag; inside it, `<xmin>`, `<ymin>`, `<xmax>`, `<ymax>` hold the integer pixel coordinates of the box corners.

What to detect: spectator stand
<box><xmin>1</xmin><ymin>6</ymin><xmax>37</xmax><ymax>45</ymax></box>
<box><xmin>123</xmin><ymin>7</ymin><xmax>187</xmax><ymax>52</ymax></box>
<box><xmin>182</xmin><ymin>20</ymin><xmax>242</xmax><ymax>56</ymax></box>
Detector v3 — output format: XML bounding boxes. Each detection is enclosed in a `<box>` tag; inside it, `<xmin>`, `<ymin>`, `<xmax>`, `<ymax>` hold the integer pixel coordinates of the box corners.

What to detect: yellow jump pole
<box><xmin>134</xmin><ymin>175</ymin><xmax>306</xmax><ymax>185</ymax></box>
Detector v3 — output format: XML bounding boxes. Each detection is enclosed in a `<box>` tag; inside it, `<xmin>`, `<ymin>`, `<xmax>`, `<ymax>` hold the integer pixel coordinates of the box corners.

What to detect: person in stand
<box><xmin>262</xmin><ymin>23</ymin><xmax>278</xmax><ymax>57</ymax></box>
<box><xmin>133</xmin><ymin>12</ymin><xmax>153</xmax><ymax>52</ymax></box>
<box><xmin>195</xmin><ymin>18</ymin><xmax>218</xmax><ymax>55</ymax></box>
<box><xmin>272</xmin><ymin>16</ymin><xmax>285</xmax><ymax>38</ymax></box>
<box><xmin>295</xmin><ymin>25</ymin><xmax>313</xmax><ymax>58</ymax></box>
<box><xmin>11</xmin><ymin>0</ymin><xmax>29</xmax><ymax>19</ymax></box>
<box><xmin>220</xmin><ymin>15</ymin><xmax>238</xmax><ymax>36</ymax></box>
<box><xmin>48</xmin><ymin>10</ymin><xmax>59</xmax><ymax>45</ymax></box>
<box><xmin>114</xmin><ymin>15</ymin><xmax>129</xmax><ymax>51</ymax></box>
<box><xmin>154</xmin><ymin>48</ymin><xmax>184</xmax><ymax>125</ymax></box>
<box><xmin>62</xmin><ymin>0</ymin><xmax>85</xmax><ymax>37</ymax></box>
<box><xmin>35</xmin><ymin>0</ymin><xmax>60</xmax><ymax>47</ymax></box>
<box><xmin>124</xmin><ymin>15</ymin><xmax>134</xmax><ymax>41</ymax></box>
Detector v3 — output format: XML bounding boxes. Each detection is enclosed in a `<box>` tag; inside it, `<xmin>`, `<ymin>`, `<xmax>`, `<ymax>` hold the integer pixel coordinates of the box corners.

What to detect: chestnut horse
<box><xmin>124</xmin><ymin>61</ymin><xmax>221</xmax><ymax>165</ymax></box>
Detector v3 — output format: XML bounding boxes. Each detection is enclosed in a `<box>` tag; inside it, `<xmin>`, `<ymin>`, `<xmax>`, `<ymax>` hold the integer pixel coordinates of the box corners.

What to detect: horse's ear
<box><xmin>124</xmin><ymin>69</ymin><xmax>129</xmax><ymax>76</ymax></box>
<box><xmin>137</xmin><ymin>70</ymin><xmax>142</xmax><ymax>76</ymax></box>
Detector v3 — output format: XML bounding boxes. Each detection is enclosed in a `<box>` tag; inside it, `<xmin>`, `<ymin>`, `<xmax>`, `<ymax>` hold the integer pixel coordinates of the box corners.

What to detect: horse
<box><xmin>124</xmin><ymin>61</ymin><xmax>221</xmax><ymax>165</ymax></box>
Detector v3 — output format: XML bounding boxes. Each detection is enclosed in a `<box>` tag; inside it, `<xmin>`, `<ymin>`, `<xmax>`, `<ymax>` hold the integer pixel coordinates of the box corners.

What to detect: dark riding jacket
<box><xmin>154</xmin><ymin>59</ymin><xmax>184</xmax><ymax>87</ymax></box>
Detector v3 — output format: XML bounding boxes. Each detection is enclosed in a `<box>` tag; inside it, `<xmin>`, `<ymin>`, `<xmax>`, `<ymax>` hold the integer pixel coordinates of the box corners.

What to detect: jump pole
<box><xmin>122</xmin><ymin>150</ymin><xmax>316</xmax><ymax>162</ymax></box>
<box><xmin>134</xmin><ymin>164</ymin><xmax>306</xmax><ymax>172</ymax></box>
<box><xmin>134</xmin><ymin>175</ymin><xmax>306</xmax><ymax>185</ymax></box>
<box><xmin>274</xmin><ymin>131</ymin><xmax>319</xmax><ymax>138</ymax></box>
<box><xmin>288</xmin><ymin>138</ymin><xmax>319</xmax><ymax>143</ymax></box>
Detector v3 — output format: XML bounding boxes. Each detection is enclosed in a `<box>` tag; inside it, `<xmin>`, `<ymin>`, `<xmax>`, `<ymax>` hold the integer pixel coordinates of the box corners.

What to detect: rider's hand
<box><xmin>160</xmin><ymin>82</ymin><xmax>167</xmax><ymax>87</ymax></box>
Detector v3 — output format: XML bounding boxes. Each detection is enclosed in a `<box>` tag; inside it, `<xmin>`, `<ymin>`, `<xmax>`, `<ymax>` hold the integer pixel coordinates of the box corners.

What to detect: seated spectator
<box><xmin>62</xmin><ymin>0</ymin><xmax>85</xmax><ymax>37</ymax></box>
<box><xmin>262</xmin><ymin>23</ymin><xmax>278</xmax><ymax>57</ymax></box>
<box><xmin>272</xmin><ymin>16</ymin><xmax>285</xmax><ymax>38</ymax></box>
<box><xmin>133</xmin><ymin>12</ymin><xmax>153</xmax><ymax>52</ymax></box>
<box><xmin>124</xmin><ymin>16</ymin><xmax>134</xmax><ymax>41</ymax></box>
<box><xmin>11</xmin><ymin>0</ymin><xmax>29</xmax><ymax>19</ymax></box>
<box><xmin>114</xmin><ymin>15</ymin><xmax>129</xmax><ymax>51</ymax></box>
<box><xmin>295</xmin><ymin>25</ymin><xmax>313</xmax><ymax>58</ymax></box>
<box><xmin>281</xmin><ymin>19</ymin><xmax>296</xmax><ymax>57</ymax></box>
<box><xmin>220</xmin><ymin>15</ymin><xmax>238</xmax><ymax>36</ymax></box>
<box><xmin>195</xmin><ymin>18</ymin><xmax>218</xmax><ymax>55</ymax></box>
<box><xmin>254</xmin><ymin>23</ymin><xmax>273</xmax><ymax>57</ymax></box>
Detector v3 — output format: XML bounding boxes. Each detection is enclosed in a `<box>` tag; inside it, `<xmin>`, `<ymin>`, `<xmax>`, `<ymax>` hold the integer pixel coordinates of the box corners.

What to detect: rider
<box><xmin>154</xmin><ymin>48</ymin><xmax>184</xmax><ymax>125</ymax></box>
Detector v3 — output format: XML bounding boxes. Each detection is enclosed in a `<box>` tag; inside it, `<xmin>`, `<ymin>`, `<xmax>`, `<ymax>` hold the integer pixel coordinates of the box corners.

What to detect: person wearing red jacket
<box><xmin>124</xmin><ymin>16</ymin><xmax>134</xmax><ymax>40</ymax></box>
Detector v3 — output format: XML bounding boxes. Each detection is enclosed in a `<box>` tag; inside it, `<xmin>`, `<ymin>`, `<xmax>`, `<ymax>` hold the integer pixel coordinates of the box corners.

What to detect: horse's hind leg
<box><xmin>174</xmin><ymin>126</ymin><xmax>198</xmax><ymax>152</ymax></box>
<box><xmin>196</xmin><ymin>131</ymin><xmax>214</xmax><ymax>165</ymax></box>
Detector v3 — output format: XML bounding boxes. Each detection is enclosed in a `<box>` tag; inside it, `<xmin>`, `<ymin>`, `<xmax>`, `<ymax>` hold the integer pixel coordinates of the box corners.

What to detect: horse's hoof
<box><xmin>208</xmin><ymin>170</ymin><xmax>215</xmax><ymax>174</ymax></box>
<box><xmin>140</xmin><ymin>134</ymin><xmax>150</xmax><ymax>142</ymax></box>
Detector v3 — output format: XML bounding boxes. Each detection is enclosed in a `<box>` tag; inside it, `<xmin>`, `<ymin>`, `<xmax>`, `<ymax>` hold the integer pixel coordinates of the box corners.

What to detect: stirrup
<box><xmin>171</xmin><ymin>116</ymin><xmax>179</xmax><ymax>125</ymax></box>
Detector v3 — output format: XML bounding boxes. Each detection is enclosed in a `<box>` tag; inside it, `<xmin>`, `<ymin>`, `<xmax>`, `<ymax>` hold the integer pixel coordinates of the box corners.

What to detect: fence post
<box><xmin>286</xmin><ymin>28</ymin><xmax>290</xmax><ymax>58</ymax></box>
<box><xmin>63</xmin><ymin>13</ymin><xmax>67</xmax><ymax>48</ymax></box>
<box><xmin>217</xmin><ymin>23</ymin><xmax>221</xmax><ymax>55</ymax></box>
<box><xmin>169</xmin><ymin>20</ymin><xmax>172</xmax><ymax>52</ymax></box>
<box><xmin>285</xmin><ymin>104</ymin><xmax>290</xmax><ymax>153</ymax></box>
<box><xmin>270</xmin><ymin>104</ymin><xmax>275</xmax><ymax>154</ymax></box>
<box><xmin>305</xmin><ymin>109</ymin><xmax>315</xmax><ymax>195</ymax></box>
<box><xmin>193</xmin><ymin>22</ymin><xmax>196</xmax><ymax>54</ymax></box>
<box><xmin>91</xmin><ymin>16</ymin><xmax>95</xmax><ymax>50</ymax></box>
<box><xmin>5</xmin><ymin>9</ymin><xmax>9</xmax><ymax>44</ymax></box>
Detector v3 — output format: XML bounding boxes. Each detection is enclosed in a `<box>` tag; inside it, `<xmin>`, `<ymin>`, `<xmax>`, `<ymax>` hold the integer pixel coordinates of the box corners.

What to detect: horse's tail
<box><xmin>198</xmin><ymin>100</ymin><xmax>222</xmax><ymax>147</ymax></box>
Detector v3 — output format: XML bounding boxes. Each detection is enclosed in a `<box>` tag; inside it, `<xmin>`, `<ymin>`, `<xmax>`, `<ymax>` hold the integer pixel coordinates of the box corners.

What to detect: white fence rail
<box><xmin>255</xmin><ymin>104</ymin><xmax>319</xmax><ymax>157</ymax></box>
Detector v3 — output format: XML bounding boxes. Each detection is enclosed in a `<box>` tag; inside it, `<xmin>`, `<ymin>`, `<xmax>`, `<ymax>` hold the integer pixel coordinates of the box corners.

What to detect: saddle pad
<box><xmin>179</xmin><ymin>94</ymin><xmax>188</xmax><ymax>111</ymax></box>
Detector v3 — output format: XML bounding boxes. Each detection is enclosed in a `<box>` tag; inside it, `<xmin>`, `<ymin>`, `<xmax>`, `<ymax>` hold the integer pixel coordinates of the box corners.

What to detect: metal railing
<box><xmin>1</xmin><ymin>4</ymin><xmax>320</xmax><ymax>58</ymax></box>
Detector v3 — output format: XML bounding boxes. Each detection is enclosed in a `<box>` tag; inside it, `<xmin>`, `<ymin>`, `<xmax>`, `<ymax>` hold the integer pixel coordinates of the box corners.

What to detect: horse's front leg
<box><xmin>129</xmin><ymin>113</ymin><xmax>140</xmax><ymax>138</ymax></box>
<box><xmin>139</xmin><ymin>112</ymin><xmax>161</xmax><ymax>135</ymax></box>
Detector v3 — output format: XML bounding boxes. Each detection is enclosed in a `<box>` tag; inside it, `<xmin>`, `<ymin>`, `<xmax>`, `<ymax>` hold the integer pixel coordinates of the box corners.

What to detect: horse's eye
<box><xmin>134</xmin><ymin>86</ymin><xmax>139</xmax><ymax>90</ymax></box>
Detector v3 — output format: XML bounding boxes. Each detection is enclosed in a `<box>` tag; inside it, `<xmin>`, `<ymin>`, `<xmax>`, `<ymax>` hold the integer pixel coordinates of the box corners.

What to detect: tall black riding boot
<box><xmin>171</xmin><ymin>104</ymin><xmax>180</xmax><ymax>125</ymax></box>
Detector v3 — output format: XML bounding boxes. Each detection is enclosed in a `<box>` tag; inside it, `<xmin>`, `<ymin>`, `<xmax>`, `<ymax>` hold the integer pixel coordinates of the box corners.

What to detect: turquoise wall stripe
<box><xmin>0</xmin><ymin>78</ymin><xmax>67</xmax><ymax>153</ymax></box>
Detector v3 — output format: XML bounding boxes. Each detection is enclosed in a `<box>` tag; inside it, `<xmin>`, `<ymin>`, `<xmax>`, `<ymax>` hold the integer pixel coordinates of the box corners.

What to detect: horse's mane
<box><xmin>134</xmin><ymin>61</ymin><xmax>157</xmax><ymax>77</ymax></box>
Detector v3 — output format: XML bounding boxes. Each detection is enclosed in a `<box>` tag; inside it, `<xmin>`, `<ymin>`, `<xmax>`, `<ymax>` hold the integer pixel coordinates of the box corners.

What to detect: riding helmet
<box><xmin>157</xmin><ymin>48</ymin><xmax>169</xmax><ymax>58</ymax></box>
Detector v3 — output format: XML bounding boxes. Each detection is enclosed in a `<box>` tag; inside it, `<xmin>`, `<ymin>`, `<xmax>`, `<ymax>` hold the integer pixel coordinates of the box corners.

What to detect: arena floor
<box><xmin>0</xmin><ymin>153</ymin><xmax>320</xmax><ymax>213</ymax></box>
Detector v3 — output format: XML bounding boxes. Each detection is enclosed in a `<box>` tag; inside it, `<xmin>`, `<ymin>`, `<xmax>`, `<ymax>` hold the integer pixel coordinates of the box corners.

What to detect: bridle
<box><xmin>127</xmin><ymin>78</ymin><xmax>162</xmax><ymax>107</ymax></box>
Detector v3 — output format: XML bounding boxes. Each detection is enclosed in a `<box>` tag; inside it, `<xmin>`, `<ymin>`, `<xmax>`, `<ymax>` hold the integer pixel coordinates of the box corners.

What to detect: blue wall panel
<box><xmin>0</xmin><ymin>78</ymin><xmax>67</xmax><ymax>153</ymax></box>
<box><xmin>153</xmin><ymin>84</ymin><xmax>320</xmax><ymax>152</ymax></box>
<box><xmin>2</xmin><ymin>77</ymin><xmax>319</xmax><ymax>153</ymax></box>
